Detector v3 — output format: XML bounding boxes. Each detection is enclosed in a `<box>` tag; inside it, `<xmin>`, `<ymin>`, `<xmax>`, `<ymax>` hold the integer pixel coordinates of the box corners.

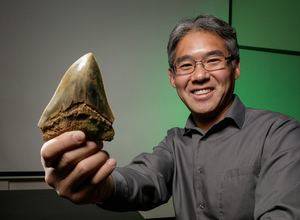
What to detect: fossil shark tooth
<box><xmin>38</xmin><ymin>53</ymin><xmax>115</xmax><ymax>142</ymax></box>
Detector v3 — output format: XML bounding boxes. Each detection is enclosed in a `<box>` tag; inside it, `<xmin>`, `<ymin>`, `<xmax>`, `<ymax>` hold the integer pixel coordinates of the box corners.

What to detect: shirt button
<box><xmin>199</xmin><ymin>204</ymin><xmax>204</xmax><ymax>209</ymax></box>
<box><xmin>198</xmin><ymin>168</ymin><xmax>204</xmax><ymax>173</ymax></box>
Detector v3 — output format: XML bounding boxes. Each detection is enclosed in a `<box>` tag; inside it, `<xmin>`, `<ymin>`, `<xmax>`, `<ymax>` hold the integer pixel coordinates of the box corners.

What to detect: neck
<box><xmin>192</xmin><ymin>98</ymin><xmax>234</xmax><ymax>133</ymax></box>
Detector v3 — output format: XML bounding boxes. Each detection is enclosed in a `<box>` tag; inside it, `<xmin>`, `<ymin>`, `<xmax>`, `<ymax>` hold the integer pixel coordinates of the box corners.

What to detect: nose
<box><xmin>190</xmin><ymin>62</ymin><xmax>210</xmax><ymax>82</ymax></box>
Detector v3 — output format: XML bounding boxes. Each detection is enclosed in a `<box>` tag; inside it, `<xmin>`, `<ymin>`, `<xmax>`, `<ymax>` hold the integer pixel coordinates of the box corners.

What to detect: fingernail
<box><xmin>108</xmin><ymin>159</ymin><xmax>116</xmax><ymax>168</ymax></box>
<box><xmin>72</xmin><ymin>131</ymin><xmax>85</xmax><ymax>143</ymax></box>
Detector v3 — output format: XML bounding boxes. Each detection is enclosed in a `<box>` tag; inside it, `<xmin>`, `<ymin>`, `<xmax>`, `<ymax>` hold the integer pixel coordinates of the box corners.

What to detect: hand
<box><xmin>40</xmin><ymin>131</ymin><xmax>116</xmax><ymax>205</ymax></box>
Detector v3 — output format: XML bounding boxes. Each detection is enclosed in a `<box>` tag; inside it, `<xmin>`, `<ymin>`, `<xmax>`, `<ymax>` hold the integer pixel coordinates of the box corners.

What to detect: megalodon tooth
<box><xmin>38</xmin><ymin>53</ymin><xmax>115</xmax><ymax>142</ymax></box>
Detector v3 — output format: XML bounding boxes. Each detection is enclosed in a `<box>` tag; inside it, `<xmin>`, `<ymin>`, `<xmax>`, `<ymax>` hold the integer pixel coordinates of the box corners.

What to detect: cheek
<box><xmin>174</xmin><ymin>79</ymin><xmax>189</xmax><ymax>101</ymax></box>
<box><xmin>174</xmin><ymin>76</ymin><xmax>190</xmax><ymax>89</ymax></box>
<box><xmin>217</xmin><ymin>72</ymin><xmax>235</xmax><ymax>89</ymax></box>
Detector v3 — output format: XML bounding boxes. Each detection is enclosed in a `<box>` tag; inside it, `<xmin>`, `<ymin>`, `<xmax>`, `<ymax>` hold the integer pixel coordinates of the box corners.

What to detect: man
<box><xmin>41</xmin><ymin>14</ymin><xmax>300</xmax><ymax>219</ymax></box>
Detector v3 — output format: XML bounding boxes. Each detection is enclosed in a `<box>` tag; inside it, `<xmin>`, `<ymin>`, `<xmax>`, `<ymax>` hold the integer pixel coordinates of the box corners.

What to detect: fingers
<box><xmin>41</xmin><ymin>131</ymin><xmax>87</xmax><ymax>167</ymax></box>
<box><xmin>101</xmin><ymin>150</ymin><xmax>110</xmax><ymax>159</ymax></box>
<box><xmin>40</xmin><ymin>131</ymin><xmax>115</xmax><ymax>204</ymax></box>
<box><xmin>91</xmin><ymin>158</ymin><xmax>116</xmax><ymax>185</ymax></box>
<box><xmin>55</xmin><ymin>152</ymin><xmax>116</xmax><ymax>199</ymax></box>
<box><xmin>56</xmin><ymin>141</ymin><xmax>102</xmax><ymax>176</ymax></box>
<box><xmin>63</xmin><ymin>150</ymin><xmax>109</xmax><ymax>189</ymax></box>
<box><xmin>59</xmin><ymin>174</ymin><xmax>115</xmax><ymax>205</ymax></box>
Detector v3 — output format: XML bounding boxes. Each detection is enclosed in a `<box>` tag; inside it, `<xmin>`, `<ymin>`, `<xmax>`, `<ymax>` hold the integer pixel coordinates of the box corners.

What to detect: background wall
<box><xmin>0</xmin><ymin>0</ymin><xmax>228</xmax><ymax>219</ymax></box>
<box><xmin>232</xmin><ymin>0</ymin><xmax>300</xmax><ymax>119</ymax></box>
<box><xmin>0</xmin><ymin>0</ymin><xmax>229</xmax><ymax>173</ymax></box>
<box><xmin>2</xmin><ymin>0</ymin><xmax>299</xmax><ymax>172</ymax></box>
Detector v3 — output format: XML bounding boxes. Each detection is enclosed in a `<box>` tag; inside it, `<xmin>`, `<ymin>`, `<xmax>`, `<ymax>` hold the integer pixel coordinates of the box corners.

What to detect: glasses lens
<box><xmin>175</xmin><ymin>60</ymin><xmax>195</xmax><ymax>75</ymax></box>
<box><xmin>203</xmin><ymin>55</ymin><xmax>225</xmax><ymax>71</ymax></box>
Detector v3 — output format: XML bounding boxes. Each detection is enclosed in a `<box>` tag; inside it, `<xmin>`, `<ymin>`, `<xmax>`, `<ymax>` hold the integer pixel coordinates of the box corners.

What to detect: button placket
<box><xmin>193</xmin><ymin>132</ymin><xmax>206</xmax><ymax>216</ymax></box>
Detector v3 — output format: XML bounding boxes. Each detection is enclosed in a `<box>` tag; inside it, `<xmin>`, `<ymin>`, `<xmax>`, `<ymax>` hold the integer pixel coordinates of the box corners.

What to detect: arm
<box><xmin>255</xmin><ymin>117</ymin><xmax>300</xmax><ymax>219</ymax></box>
<box><xmin>40</xmin><ymin>131</ymin><xmax>116</xmax><ymax>205</ymax></box>
<box><xmin>98</xmin><ymin>135</ymin><xmax>174</xmax><ymax>211</ymax></box>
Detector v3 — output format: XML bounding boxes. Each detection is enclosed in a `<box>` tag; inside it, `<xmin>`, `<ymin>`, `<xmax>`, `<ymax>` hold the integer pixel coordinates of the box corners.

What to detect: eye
<box><xmin>177</xmin><ymin>60</ymin><xmax>194</xmax><ymax>69</ymax></box>
<box><xmin>205</xmin><ymin>56</ymin><xmax>223</xmax><ymax>64</ymax></box>
<box><xmin>207</xmin><ymin>57</ymin><xmax>222</xmax><ymax>63</ymax></box>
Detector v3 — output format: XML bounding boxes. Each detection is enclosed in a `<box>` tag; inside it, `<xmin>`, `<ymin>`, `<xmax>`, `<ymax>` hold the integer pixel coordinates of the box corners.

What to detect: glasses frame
<box><xmin>172</xmin><ymin>55</ymin><xmax>235</xmax><ymax>75</ymax></box>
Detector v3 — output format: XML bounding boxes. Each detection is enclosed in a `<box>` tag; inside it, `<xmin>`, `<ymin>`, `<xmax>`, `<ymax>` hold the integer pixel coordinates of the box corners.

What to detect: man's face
<box><xmin>168</xmin><ymin>31</ymin><xmax>240</xmax><ymax>123</ymax></box>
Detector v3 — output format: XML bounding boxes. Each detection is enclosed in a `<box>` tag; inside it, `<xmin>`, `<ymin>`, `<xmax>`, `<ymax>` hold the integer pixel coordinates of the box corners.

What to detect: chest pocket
<box><xmin>218</xmin><ymin>164</ymin><xmax>260</xmax><ymax>220</ymax></box>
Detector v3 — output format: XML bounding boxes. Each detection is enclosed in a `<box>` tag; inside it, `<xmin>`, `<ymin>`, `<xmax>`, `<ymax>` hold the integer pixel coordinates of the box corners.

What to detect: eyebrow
<box><xmin>206</xmin><ymin>50</ymin><xmax>225</xmax><ymax>57</ymax></box>
<box><xmin>175</xmin><ymin>50</ymin><xmax>226</xmax><ymax>63</ymax></box>
<box><xmin>175</xmin><ymin>55</ymin><xmax>193</xmax><ymax>63</ymax></box>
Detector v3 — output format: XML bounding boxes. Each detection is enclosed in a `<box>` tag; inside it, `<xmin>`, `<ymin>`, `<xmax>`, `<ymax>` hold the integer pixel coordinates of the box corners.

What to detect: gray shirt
<box><xmin>98</xmin><ymin>95</ymin><xmax>300</xmax><ymax>219</ymax></box>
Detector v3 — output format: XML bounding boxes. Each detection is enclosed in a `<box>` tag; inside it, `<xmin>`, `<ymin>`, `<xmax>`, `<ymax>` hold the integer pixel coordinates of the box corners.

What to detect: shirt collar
<box><xmin>183</xmin><ymin>95</ymin><xmax>246</xmax><ymax>135</ymax></box>
<box><xmin>223</xmin><ymin>94</ymin><xmax>245</xmax><ymax>129</ymax></box>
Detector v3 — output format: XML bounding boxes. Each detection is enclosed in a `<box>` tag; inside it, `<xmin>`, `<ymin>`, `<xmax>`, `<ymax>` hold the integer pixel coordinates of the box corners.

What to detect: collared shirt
<box><xmin>98</xmin><ymin>95</ymin><xmax>300</xmax><ymax>220</ymax></box>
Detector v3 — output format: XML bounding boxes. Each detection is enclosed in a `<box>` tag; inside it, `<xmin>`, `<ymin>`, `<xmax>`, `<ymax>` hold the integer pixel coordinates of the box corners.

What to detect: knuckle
<box><xmin>70</xmin><ymin>195</ymin><xmax>83</xmax><ymax>205</ymax></box>
<box><xmin>41</xmin><ymin>138</ymin><xmax>57</xmax><ymax>154</ymax></box>
<box><xmin>56</xmin><ymin>189</ymin><xmax>68</xmax><ymax>199</ymax></box>
<box><xmin>88</xmin><ymin>141</ymin><xmax>99</xmax><ymax>152</ymax></box>
<box><xmin>60</xmin><ymin>152</ymin><xmax>73</xmax><ymax>166</ymax></box>
<box><xmin>59</xmin><ymin>191</ymin><xmax>84</xmax><ymax>205</ymax></box>
<box><xmin>44</xmin><ymin>173</ymin><xmax>55</xmax><ymax>187</ymax></box>
<box><xmin>40</xmin><ymin>146</ymin><xmax>51</xmax><ymax>161</ymax></box>
<box><xmin>75</xmin><ymin>161</ymin><xmax>89</xmax><ymax>177</ymax></box>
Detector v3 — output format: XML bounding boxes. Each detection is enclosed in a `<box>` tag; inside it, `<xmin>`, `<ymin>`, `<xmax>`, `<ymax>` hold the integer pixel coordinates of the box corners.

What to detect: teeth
<box><xmin>193</xmin><ymin>89</ymin><xmax>212</xmax><ymax>95</ymax></box>
<box><xmin>38</xmin><ymin>53</ymin><xmax>115</xmax><ymax>142</ymax></box>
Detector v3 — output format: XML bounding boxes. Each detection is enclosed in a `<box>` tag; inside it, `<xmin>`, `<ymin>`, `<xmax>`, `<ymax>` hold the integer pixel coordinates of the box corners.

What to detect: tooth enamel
<box><xmin>38</xmin><ymin>53</ymin><xmax>115</xmax><ymax>142</ymax></box>
<box><xmin>194</xmin><ymin>89</ymin><xmax>212</xmax><ymax>95</ymax></box>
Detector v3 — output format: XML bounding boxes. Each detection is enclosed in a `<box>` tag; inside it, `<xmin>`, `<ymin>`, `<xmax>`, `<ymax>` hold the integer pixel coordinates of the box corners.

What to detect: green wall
<box><xmin>232</xmin><ymin>0</ymin><xmax>300</xmax><ymax>121</ymax></box>
<box><xmin>235</xmin><ymin>49</ymin><xmax>300</xmax><ymax>120</ymax></box>
<box><xmin>232</xmin><ymin>0</ymin><xmax>300</xmax><ymax>52</ymax></box>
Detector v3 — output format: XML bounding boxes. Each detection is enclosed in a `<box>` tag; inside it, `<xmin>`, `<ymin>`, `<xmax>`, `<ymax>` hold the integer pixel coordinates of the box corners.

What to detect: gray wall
<box><xmin>0</xmin><ymin>0</ymin><xmax>228</xmax><ymax>172</ymax></box>
<box><xmin>0</xmin><ymin>2</ymin><xmax>228</xmax><ymax>218</ymax></box>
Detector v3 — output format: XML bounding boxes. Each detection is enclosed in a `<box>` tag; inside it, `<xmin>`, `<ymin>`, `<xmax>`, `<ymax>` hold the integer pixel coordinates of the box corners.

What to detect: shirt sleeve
<box><xmin>97</xmin><ymin>135</ymin><xmax>174</xmax><ymax>212</ymax></box>
<box><xmin>254</xmin><ymin>116</ymin><xmax>300</xmax><ymax>219</ymax></box>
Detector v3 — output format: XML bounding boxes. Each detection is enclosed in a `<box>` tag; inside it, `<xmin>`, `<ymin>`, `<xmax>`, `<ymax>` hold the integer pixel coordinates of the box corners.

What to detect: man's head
<box><xmin>167</xmin><ymin>14</ymin><xmax>239</xmax><ymax>75</ymax></box>
<box><xmin>167</xmin><ymin>15</ymin><xmax>241</xmax><ymax>130</ymax></box>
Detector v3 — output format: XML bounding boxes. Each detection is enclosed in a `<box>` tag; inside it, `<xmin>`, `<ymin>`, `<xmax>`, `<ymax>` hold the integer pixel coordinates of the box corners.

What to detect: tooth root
<box><xmin>38</xmin><ymin>53</ymin><xmax>115</xmax><ymax>142</ymax></box>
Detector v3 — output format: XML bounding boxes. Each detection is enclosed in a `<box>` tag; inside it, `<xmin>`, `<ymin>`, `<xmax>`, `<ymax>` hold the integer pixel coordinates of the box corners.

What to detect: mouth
<box><xmin>192</xmin><ymin>88</ymin><xmax>214</xmax><ymax>95</ymax></box>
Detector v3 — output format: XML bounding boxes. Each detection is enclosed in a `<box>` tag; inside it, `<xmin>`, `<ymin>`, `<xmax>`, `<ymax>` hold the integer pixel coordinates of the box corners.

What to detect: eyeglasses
<box><xmin>173</xmin><ymin>55</ymin><xmax>235</xmax><ymax>75</ymax></box>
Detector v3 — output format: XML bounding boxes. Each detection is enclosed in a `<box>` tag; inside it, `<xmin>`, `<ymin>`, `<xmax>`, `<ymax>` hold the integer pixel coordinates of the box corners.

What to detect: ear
<box><xmin>234</xmin><ymin>61</ymin><xmax>241</xmax><ymax>80</ymax></box>
<box><xmin>168</xmin><ymin>68</ymin><xmax>176</xmax><ymax>88</ymax></box>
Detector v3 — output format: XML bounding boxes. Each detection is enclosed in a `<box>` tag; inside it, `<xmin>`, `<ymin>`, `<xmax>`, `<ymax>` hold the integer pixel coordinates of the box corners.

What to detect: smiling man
<box><xmin>41</xmin><ymin>15</ymin><xmax>300</xmax><ymax>220</ymax></box>
<box><xmin>168</xmin><ymin>30</ymin><xmax>240</xmax><ymax>132</ymax></box>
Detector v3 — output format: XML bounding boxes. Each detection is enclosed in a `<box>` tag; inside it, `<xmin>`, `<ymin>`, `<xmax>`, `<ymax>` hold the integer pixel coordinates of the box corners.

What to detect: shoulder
<box><xmin>244</xmin><ymin>108</ymin><xmax>300</xmax><ymax>149</ymax></box>
<box><xmin>166</xmin><ymin>126</ymin><xmax>185</xmax><ymax>137</ymax></box>
<box><xmin>155</xmin><ymin>126</ymin><xmax>191</xmax><ymax>152</ymax></box>
<box><xmin>245</xmin><ymin>107</ymin><xmax>300</xmax><ymax>128</ymax></box>
<box><xmin>158</xmin><ymin>127</ymin><xmax>185</xmax><ymax>146</ymax></box>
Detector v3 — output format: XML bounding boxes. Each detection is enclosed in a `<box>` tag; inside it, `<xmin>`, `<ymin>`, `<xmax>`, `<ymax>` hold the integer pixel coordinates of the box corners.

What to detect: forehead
<box><xmin>174</xmin><ymin>31</ymin><xmax>228</xmax><ymax>60</ymax></box>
